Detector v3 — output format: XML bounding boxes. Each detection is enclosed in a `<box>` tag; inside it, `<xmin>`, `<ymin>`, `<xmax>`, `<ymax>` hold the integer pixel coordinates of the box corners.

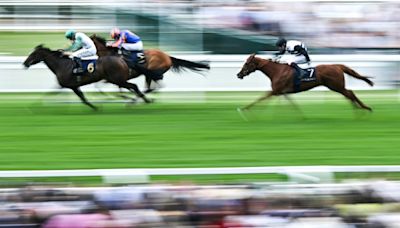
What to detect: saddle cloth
<box><xmin>293</xmin><ymin>67</ymin><xmax>316</xmax><ymax>92</ymax></box>
<box><xmin>121</xmin><ymin>50</ymin><xmax>146</xmax><ymax>64</ymax></box>
<box><xmin>81</xmin><ymin>59</ymin><xmax>97</xmax><ymax>74</ymax></box>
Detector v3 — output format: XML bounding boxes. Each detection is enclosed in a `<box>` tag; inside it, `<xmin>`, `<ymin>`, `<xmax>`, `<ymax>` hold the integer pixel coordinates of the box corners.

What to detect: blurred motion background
<box><xmin>1</xmin><ymin>0</ymin><xmax>400</xmax><ymax>53</ymax></box>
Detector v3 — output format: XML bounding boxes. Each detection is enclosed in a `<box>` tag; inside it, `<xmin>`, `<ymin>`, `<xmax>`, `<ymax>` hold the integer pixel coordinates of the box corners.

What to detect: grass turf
<box><xmin>0</xmin><ymin>91</ymin><xmax>399</xmax><ymax>174</ymax></box>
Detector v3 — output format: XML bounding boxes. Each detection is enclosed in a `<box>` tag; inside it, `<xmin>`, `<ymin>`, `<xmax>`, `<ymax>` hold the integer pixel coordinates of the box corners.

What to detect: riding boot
<box><xmin>72</xmin><ymin>57</ymin><xmax>84</xmax><ymax>74</ymax></box>
<box><xmin>290</xmin><ymin>62</ymin><xmax>305</xmax><ymax>79</ymax></box>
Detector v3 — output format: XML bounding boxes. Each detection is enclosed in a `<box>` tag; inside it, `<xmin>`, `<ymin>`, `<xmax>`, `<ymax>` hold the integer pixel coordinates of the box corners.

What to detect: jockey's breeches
<box><xmin>72</xmin><ymin>46</ymin><xmax>97</xmax><ymax>58</ymax></box>
<box><xmin>121</xmin><ymin>41</ymin><xmax>143</xmax><ymax>51</ymax></box>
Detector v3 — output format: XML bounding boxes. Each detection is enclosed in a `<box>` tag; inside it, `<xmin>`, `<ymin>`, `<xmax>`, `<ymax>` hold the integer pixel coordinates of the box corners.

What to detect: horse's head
<box><xmin>237</xmin><ymin>53</ymin><xmax>258</xmax><ymax>79</ymax></box>
<box><xmin>90</xmin><ymin>34</ymin><xmax>118</xmax><ymax>56</ymax></box>
<box><xmin>23</xmin><ymin>44</ymin><xmax>48</xmax><ymax>68</ymax></box>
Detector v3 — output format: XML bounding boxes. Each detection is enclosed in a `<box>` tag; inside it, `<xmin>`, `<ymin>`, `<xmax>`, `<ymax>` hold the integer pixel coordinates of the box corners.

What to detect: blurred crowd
<box><xmin>2</xmin><ymin>180</ymin><xmax>400</xmax><ymax>227</ymax></box>
<box><xmin>152</xmin><ymin>0</ymin><xmax>400</xmax><ymax>49</ymax></box>
<box><xmin>2</xmin><ymin>0</ymin><xmax>400</xmax><ymax>50</ymax></box>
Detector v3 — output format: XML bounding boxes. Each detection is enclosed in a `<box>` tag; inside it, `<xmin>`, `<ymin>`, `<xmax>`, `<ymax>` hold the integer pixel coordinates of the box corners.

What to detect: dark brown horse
<box><xmin>90</xmin><ymin>35</ymin><xmax>210</xmax><ymax>93</ymax></box>
<box><xmin>23</xmin><ymin>45</ymin><xmax>151</xmax><ymax>110</ymax></box>
<box><xmin>237</xmin><ymin>54</ymin><xmax>374</xmax><ymax>111</ymax></box>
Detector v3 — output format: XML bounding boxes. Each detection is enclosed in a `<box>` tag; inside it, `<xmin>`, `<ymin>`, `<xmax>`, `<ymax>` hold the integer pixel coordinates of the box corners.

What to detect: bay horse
<box><xmin>90</xmin><ymin>34</ymin><xmax>210</xmax><ymax>93</ymax></box>
<box><xmin>237</xmin><ymin>54</ymin><xmax>374</xmax><ymax>112</ymax></box>
<box><xmin>23</xmin><ymin>45</ymin><xmax>152</xmax><ymax>110</ymax></box>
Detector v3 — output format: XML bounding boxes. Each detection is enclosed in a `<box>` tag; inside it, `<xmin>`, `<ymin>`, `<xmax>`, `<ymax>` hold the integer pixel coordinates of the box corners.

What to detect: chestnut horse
<box><xmin>90</xmin><ymin>35</ymin><xmax>210</xmax><ymax>93</ymax></box>
<box><xmin>23</xmin><ymin>45</ymin><xmax>151</xmax><ymax>110</ymax></box>
<box><xmin>237</xmin><ymin>54</ymin><xmax>373</xmax><ymax>111</ymax></box>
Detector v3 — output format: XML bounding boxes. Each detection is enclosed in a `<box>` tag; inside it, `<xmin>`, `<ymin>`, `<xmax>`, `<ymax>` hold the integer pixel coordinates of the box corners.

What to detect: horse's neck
<box><xmin>93</xmin><ymin>39</ymin><xmax>117</xmax><ymax>55</ymax></box>
<box><xmin>42</xmin><ymin>51</ymin><xmax>70</xmax><ymax>74</ymax></box>
<box><xmin>96</xmin><ymin>44</ymin><xmax>109</xmax><ymax>53</ymax></box>
<box><xmin>97</xmin><ymin>45</ymin><xmax>117</xmax><ymax>56</ymax></box>
<box><xmin>255</xmin><ymin>58</ymin><xmax>278</xmax><ymax>80</ymax></box>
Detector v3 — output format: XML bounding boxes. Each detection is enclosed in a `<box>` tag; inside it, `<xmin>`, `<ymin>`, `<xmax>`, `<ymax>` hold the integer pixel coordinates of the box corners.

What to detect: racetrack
<box><xmin>0</xmin><ymin>90</ymin><xmax>399</xmax><ymax>173</ymax></box>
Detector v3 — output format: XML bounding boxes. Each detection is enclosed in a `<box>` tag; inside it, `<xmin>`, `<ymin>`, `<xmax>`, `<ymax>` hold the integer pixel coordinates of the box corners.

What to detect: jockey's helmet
<box><xmin>110</xmin><ymin>27</ymin><xmax>121</xmax><ymax>40</ymax></box>
<box><xmin>275</xmin><ymin>38</ymin><xmax>287</xmax><ymax>47</ymax></box>
<box><xmin>65</xmin><ymin>30</ymin><xmax>76</xmax><ymax>40</ymax></box>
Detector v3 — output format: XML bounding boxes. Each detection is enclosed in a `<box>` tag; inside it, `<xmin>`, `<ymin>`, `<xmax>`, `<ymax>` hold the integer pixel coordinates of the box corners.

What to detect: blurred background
<box><xmin>1</xmin><ymin>0</ymin><xmax>400</xmax><ymax>53</ymax></box>
<box><xmin>0</xmin><ymin>0</ymin><xmax>400</xmax><ymax>227</ymax></box>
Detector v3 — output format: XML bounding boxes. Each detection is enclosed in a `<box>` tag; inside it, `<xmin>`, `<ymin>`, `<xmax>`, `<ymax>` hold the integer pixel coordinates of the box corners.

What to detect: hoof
<box><xmin>144</xmin><ymin>89</ymin><xmax>155</xmax><ymax>94</ymax></box>
<box><xmin>236</xmin><ymin>107</ymin><xmax>249</xmax><ymax>121</ymax></box>
<box><xmin>144</xmin><ymin>98</ymin><xmax>154</xmax><ymax>104</ymax></box>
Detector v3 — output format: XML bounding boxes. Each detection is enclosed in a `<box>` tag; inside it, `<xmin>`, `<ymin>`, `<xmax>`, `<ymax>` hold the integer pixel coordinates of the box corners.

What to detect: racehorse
<box><xmin>23</xmin><ymin>45</ymin><xmax>152</xmax><ymax>110</ymax></box>
<box><xmin>90</xmin><ymin>34</ymin><xmax>210</xmax><ymax>93</ymax></box>
<box><xmin>237</xmin><ymin>54</ymin><xmax>374</xmax><ymax>111</ymax></box>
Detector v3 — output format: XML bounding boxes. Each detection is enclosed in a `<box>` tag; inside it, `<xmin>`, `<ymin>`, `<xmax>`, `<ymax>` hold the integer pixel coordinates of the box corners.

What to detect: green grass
<box><xmin>0</xmin><ymin>32</ymin><xmax>72</xmax><ymax>56</ymax></box>
<box><xmin>0</xmin><ymin>91</ymin><xmax>399</xmax><ymax>173</ymax></box>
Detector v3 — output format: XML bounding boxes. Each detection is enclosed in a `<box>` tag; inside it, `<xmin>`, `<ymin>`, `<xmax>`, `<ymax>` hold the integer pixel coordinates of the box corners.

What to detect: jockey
<box><xmin>64</xmin><ymin>30</ymin><xmax>97</xmax><ymax>74</ymax></box>
<box><xmin>274</xmin><ymin>38</ymin><xmax>311</xmax><ymax>76</ymax></box>
<box><xmin>108</xmin><ymin>27</ymin><xmax>145</xmax><ymax>64</ymax></box>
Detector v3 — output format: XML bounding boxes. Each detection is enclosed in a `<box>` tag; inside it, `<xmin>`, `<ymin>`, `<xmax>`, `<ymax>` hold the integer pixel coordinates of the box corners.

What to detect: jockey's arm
<box><xmin>110</xmin><ymin>38</ymin><xmax>122</xmax><ymax>48</ymax></box>
<box><xmin>65</xmin><ymin>37</ymin><xmax>83</xmax><ymax>52</ymax></box>
<box><xmin>274</xmin><ymin>48</ymin><xmax>285</xmax><ymax>56</ymax></box>
<box><xmin>294</xmin><ymin>45</ymin><xmax>310</xmax><ymax>62</ymax></box>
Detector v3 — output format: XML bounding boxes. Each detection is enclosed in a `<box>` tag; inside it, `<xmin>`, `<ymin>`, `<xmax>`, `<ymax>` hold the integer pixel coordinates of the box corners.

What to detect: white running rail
<box><xmin>1</xmin><ymin>165</ymin><xmax>400</xmax><ymax>184</ymax></box>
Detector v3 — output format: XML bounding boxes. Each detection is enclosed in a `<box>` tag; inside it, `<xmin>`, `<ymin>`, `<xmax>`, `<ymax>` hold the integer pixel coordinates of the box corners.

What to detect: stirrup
<box><xmin>73</xmin><ymin>68</ymin><xmax>84</xmax><ymax>74</ymax></box>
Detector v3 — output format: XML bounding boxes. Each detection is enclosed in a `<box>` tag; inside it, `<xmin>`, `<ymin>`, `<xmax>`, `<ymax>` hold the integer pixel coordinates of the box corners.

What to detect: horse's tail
<box><xmin>338</xmin><ymin>64</ymin><xmax>374</xmax><ymax>87</ymax></box>
<box><xmin>170</xmin><ymin>56</ymin><xmax>210</xmax><ymax>74</ymax></box>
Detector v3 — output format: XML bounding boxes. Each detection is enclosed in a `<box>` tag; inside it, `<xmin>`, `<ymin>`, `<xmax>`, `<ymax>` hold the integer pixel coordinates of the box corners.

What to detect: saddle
<box><xmin>72</xmin><ymin>56</ymin><xmax>98</xmax><ymax>75</ymax></box>
<box><xmin>292</xmin><ymin>65</ymin><xmax>316</xmax><ymax>92</ymax></box>
<box><xmin>120</xmin><ymin>50</ymin><xmax>163</xmax><ymax>81</ymax></box>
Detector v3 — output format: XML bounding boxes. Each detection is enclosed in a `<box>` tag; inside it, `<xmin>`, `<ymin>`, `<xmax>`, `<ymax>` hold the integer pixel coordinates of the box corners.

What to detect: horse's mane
<box><xmin>90</xmin><ymin>34</ymin><xmax>107</xmax><ymax>46</ymax></box>
<box><xmin>34</xmin><ymin>44</ymin><xmax>70</xmax><ymax>59</ymax></box>
<box><xmin>90</xmin><ymin>34</ymin><xmax>120</xmax><ymax>55</ymax></box>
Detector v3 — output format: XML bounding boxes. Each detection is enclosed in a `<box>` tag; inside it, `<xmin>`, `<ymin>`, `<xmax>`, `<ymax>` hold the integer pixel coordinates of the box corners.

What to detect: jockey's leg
<box><xmin>72</xmin><ymin>56</ymin><xmax>84</xmax><ymax>74</ymax></box>
<box><xmin>289</xmin><ymin>55</ymin><xmax>308</xmax><ymax>79</ymax></box>
<box><xmin>121</xmin><ymin>42</ymin><xmax>144</xmax><ymax>65</ymax></box>
<box><xmin>72</xmin><ymin>47</ymin><xmax>97</xmax><ymax>75</ymax></box>
<box><xmin>290</xmin><ymin>62</ymin><xmax>305</xmax><ymax>79</ymax></box>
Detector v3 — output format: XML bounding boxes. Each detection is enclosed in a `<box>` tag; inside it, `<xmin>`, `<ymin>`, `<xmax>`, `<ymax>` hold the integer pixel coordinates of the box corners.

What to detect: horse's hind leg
<box><xmin>144</xmin><ymin>72</ymin><xmax>164</xmax><ymax>94</ymax></box>
<box><xmin>325</xmin><ymin>81</ymin><xmax>372</xmax><ymax>112</ymax></box>
<box><xmin>120</xmin><ymin>82</ymin><xmax>152</xmax><ymax>103</ymax></box>
<box><xmin>72</xmin><ymin>88</ymin><xmax>97</xmax><ymax>110</ymax></box>
<box><xmin>342</xmin><ymin>89</ymin><xmax>372</xmax><ymax>111</ymax></box>
<box><xmin>144</xmin><ymin>76</ymin><xmax>154</xmax><ymax>94</ymax></box>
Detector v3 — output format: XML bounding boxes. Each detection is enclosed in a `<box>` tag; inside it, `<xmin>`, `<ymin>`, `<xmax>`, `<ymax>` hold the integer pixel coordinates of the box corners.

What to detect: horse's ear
<box><xmin>90</xmin><ymin>34</ymin><xmax>96</xmax><ymax>39</ymax></box>
<box><xmin>247</xmin><ymin>53</ymin><xmax>256</xmax><ymax>62</ymax></box>
<box><xmin>35</xmin><ymin>44</ymin><xmax>44</xmax><ymax>49</ymax></box>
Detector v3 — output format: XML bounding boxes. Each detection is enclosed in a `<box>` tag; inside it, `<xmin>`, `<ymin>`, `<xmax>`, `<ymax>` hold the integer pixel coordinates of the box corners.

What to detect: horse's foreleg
<box><xmin>121</xmin><ymin>82</ymin><xmax>152</xmax><ymax>103</ymax></box>
<box><xmin>35</xmin><ymin>86</ymin><xmax>63</xmax><ymax>103</ymax></box>
<box><xmin>115</xmin><ymin>87</ymin><xmax>135</xmax><ymax>100</ymax></box>
<box><xmin>284</xmin><ymin>94</ymin><xmax>305</xmax><ymax>117</ymax></box>
<box><xmin>72</xmin><ymin>88</ymin><xmax>97</xmax><ymax>110</ymax></box>
<box><xmin>242</xmin><ymin>91</ymin><xmax>273</xmax><ymax>110</ymax></box>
